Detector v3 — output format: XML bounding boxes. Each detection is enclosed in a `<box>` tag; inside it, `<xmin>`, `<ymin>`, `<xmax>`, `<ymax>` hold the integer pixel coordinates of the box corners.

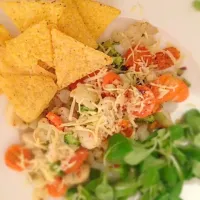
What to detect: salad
<box><xmin>4</xmin><ymin>21</ymin><xmax>194</xmax><ymax>200</ymax></box>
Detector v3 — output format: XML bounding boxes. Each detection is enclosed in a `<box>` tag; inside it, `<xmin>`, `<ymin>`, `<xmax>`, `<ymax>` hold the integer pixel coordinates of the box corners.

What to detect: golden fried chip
<box><xmin>0</xmin><ymin>1</ymin><xmax>65</xmax><ymax>32</ymax></box>
<box><xmin>74</xmin><ymin>0</ymin><xmax>121</xmax><ymax>39</ymax></box>
<box><xmin>4</xmin><ymin>21</ymin><xmax>54</xmax><ymax>73</ymax></box>
<box><xmin>0</xmin><ymin>74</ymin><xmax>57</xmax><ymax>123</ymax></box>
<box><xmin>0</xmin><ymin>25</ymin><xmax>11</xmax><ymax>45</ymax></box>
<box><xmin>58</xmin><ymin>0</ymin><xmax>97</xmax><ymax>48</ymax></box>
<box><xmin>0</xmin><ymin>0</ymin><xmax>97</xmax><ymax>48</ymax></box>
<box><xmin>51</xmin><ymin>29</ymin><xmax>112</xmax><ymax>89</ymax></box>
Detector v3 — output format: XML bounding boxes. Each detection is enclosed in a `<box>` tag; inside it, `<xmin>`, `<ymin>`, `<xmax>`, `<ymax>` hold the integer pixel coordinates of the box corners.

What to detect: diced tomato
<box><xmin>46</xmin><ymin>112</ymin><xmax>63</xmax><ymax>131</ymax></box>
<box><xmin>119</xmin><ymin>119</ymin><xmax>134</xmax><ymax>137</ymax></box>
<box><xmin>68</xmin><ymin>70</ymin><xmax>100</xmax><ymax>91</ymax></box>
<box><xmin>153</xmin><ymin>47</ymin><xmax>180</xmax><ymax>70</ymax></box>
<box><xmin>102</xmin><ymin>71</ymin><xmax>121</xmax><ymax>87</ymax></box>
<box><xmin>65</xmin><ymin>148</ymin><xmax>88</xmax><ymax>174</ymax></box>
<box><xmin>150</xmin><ymin>73</ymin><xmax>189</xmax><ymax>104</ymax></box>
<box><xmin>47</xmin><ymin>177</ymin><xmax>67</xmax><ymax>197</ymax></box>
<box><xmin>132</xmin><ymin>85</ymin><xmax>156</xmax><ymax>118</ymax></box>
<box><xmin>124</xmin><ymin>46</ymin><xmax>153</xmax><ymax>71</ymax></box>
<box><xmin>152</xmin><ymin>103</ymin><xmax>162</xmax><ymax>114</ymax></box>
<box><xmin>5</xmin><ymin>144</ymin><xmax>33</xmax><ymax>172</ymax></box>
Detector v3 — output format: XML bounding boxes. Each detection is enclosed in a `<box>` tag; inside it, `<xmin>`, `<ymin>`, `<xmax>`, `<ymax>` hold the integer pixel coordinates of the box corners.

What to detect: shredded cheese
<box><xmin>69</xmin><ymin>97</ymin><xmax>76</xmax><ymax>121</ymax></box>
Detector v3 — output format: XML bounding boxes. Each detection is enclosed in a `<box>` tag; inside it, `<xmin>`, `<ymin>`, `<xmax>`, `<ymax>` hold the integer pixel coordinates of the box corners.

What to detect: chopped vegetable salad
<box><xmin>5</xmin><ymin>21</ymin><xmax>192</xmax><ymax>200</ymax></box>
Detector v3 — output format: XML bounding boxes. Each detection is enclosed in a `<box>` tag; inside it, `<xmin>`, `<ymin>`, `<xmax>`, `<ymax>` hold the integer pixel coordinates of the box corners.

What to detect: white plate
<box><xmin>1</xmin><ymin>1</ymin><xmax>200</xmax><ymax>200</ymax></box>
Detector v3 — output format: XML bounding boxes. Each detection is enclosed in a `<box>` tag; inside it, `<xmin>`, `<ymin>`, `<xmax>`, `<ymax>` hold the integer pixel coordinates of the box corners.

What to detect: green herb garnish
<box><xmin>64</xmin><ymin>132</ymin><xmax>80</xmax><ymax>145</ymax></box>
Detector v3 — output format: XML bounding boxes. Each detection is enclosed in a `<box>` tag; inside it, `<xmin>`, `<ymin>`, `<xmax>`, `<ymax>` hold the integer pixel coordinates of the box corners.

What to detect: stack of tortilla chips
<box><xmin>0</xmin><ymin>0</ymin><xmax>120</xmax><ymax>123</ymax></box>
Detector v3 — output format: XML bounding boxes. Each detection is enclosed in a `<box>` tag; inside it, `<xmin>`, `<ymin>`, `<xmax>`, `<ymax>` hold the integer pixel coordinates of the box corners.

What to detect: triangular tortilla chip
<box><xmin>0</xmin><ymin>1</ymin><xmax>65</xmax><ymax>32</ymax></box>
<box><xmin>74</xmin><ymin>0</ymin><xmax>120</xmax><ymax>39</ymax></box>
<box><xmin>0</xmin><ymin>74</ymin><xmax>57</xmax><ymax>123</ymax></box>
<box><xmin>0</xmin><ymin>0</ymin><xmax>97</xmax><ymax>48</ymax></box>
<box><xmin>0</xmin><ymin>25</ymin><xmax>11</xmax><ymax>45</ymax></box>
<box><xmin>51</xmin><ymin>29</ymin><xmax>112</xmax><ymax>89</ymax></box>
<box><xmin>58</xmin><ymin>0</ymin><xmax>97</xmax><ymax>48</ymax></box>
<box><xmin>4</xmin><ymin>21</ymin><xmax>54</xmax><ymax>73</ymax></box>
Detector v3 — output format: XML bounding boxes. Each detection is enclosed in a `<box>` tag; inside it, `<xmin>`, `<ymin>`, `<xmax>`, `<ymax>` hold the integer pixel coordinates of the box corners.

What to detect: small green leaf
<box><xmin>114</xmin><ymin>180</ymin><xmax>138</xmax><ymax>198</ymax></box>
<box><xmin>169</xmin><ymin>181</ymin><xmax>183</xmax><ymax>198</ymax></box>
<box><xmin>194</xmin><ymin>134</ymin><xmax>200</xmax><ymax>147</ymax></box>
<box><xmin>179</xmin><ymin>145</ymin><xmax>200</xmax><ymax>161</ymax></box>
<box><xmin>144</xmin><ymin>131</ymin><xmax>158</xmax><ymax>142</ymax></box>
<box><xmin>85</xmin><ymin>178</ymin><xmax>102</xmax><ymax>193</ymax></box>
<box><xmin>141</xmin><ymin>192</ymin><xmax>150</xmax><ymax>200</ymax></box>
<box><xmin>108</xmin><ymin>164</ymin><xmax>130</xmax><ymax>180</ymax></box>
<box><xmin>106</xmin><ymin>134</ymin><xmax>133</xmax><ymax>164</ymax></box>
<box><xmin>155</xmin><ymin>193</ymin><xmax>169</xmax><ymax>200</ymax></box>
<box><xmin>95</xmin><ymin>183</ymin><xmax>114</xmax><ymax>200</ymax></box>
<box><xmin>89</xmin><ymin>168</ymin><xmax>101</xmax><ymax>180</ymax></box>
<box><xmin>184</xmin><ymin>109</ymin><xmax>200</xmax><ymax>133</ymax></box>
<box><xmin>161</xmin><ymin>166</ymin><xmax>178</xmax><ymax>187</ymax></box>
<box><xmin>169</xmin><ymin>125</ymin><xmax>184</xmax><ymax>141</ymax></box>
<box><xmin>78</xmin><ymin>186</ymin><xmax>92</xmax><ymax>200</ymax></box>
<box><xmin>66</xmin><ymin>188</ymin><xmax>77</xmax><ymax>199</ymax></box>
<box><xmin>173</xmin><ymin>148</ymin><xmax>187</xmax><ymax>165</ymax></box>
<box><xmin>140</xmin><ymin>155</ymin><xmax>166</xmax><ymax>172</ymax></box>
<box><xmin>124</xmin><ymin>145</ymin><xmax>155</xmax><ymax>166</ymax></box>
<box><xmin>181</xmin><ymin>160</ymin><xmax>193</xmax><ymax>180</ymax></box>
<box><xmin>139</xmin><ymin>168</ymin><xmax>160</xmax><ymax>188</ymax></box>
<box><xmin>192</xmin><ymin>160</ymin><xmax>200</xmax><ymax>178</ymax></box>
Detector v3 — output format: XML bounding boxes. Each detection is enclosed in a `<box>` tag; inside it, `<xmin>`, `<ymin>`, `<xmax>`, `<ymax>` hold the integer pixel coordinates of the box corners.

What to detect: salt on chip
<box><xmin>0</xmin><ymin>1</ymin><xmax>65</xmax><ymax>32</ymax></box>
<box><xmin>51</xmin><ymin>29</ymin><xmax>113</xmax><ymax>89</ymax></box>
<box><xmin>0</xmin><ymin>74</ymin><xmax>57</xmax><ymax>123</ymax></box>
<box><xmin>0</xmin><ymin>25</ymin><xmax>11</xmax><ymax>45</ymax></box>
<box><xmin>4</xmin><ymin>21</ymin><xmax>54</xmax><ymax>74</ymax></box>
<box><xmin>74</xmin><ymin>0</ymin><xmax>121</xmax><ymax>39</ymax></box>
<box><xmin>58</xmin><ymin>0</ymin><xmax>97</xmax><ymax>48</ymax></box>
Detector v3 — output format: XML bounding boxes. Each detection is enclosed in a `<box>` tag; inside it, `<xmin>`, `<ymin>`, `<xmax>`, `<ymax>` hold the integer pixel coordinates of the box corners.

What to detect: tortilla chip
<box><xmin>0</xmin><ymin>1</ymin><xmax>97</xmax><ymax>48</ymax></box>
<box><xmin>0</xmin><ymin>74</ymin><xmax>57</xmax><ymax>123</ymax></box>
<box><xmin>0</xmin><ymin>25</ymin><xmax>11</xmax><ymax>45</ymax></box>
<box><xmin>4</xmin><ymin>21</ymin><xmax>54</xmax><ymax>74</ymax></box>
<box><xmin>0</xmin><ymin>1</ymin><xmax>65</xmax><ymax>32</ymax></box>
<box><xmin>74</xmin><ymin>0</ymin><xmax>120</xmax><ymax>39</ymax></box>
<box><xmin>58</xmin><ymin>0</ymin><xmax>97</xmax><ymax>48</ymax></box>
<box><xmin>51</xmin><ymin>29</ymin><xmax>112</xmax><ymax>89</ymax></box>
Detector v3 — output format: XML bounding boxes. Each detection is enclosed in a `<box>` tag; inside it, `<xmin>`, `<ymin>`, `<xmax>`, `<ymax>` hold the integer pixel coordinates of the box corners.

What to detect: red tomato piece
<box><xmin>153</xmin><ymin>47</ymin><xmax>180</xmax><ymax>70</ymax></box>
<box><xmin>124</xmin><ymin>46</ymin><xmax>153</xmax><ymax>71</ymax></box>
<box><xmin>150</xmin><ymin>73</ymin><xmax>189</xmax><ymax>104</ymax></box>
<box><xmin>132</xmin><ymin>85</ymin><xmax>156</xmax><ymax>118</ymax></box>
<box><xmin>47</xmin><ymin>177</ymin><xmax>67</xmax><ymax>197</ymax></box>
<box><xmin>46</xmin><ymin>112</ymin><xmax>63</xmax><ymax>131</ymax></box>
<box><xmin>102</xmin><ymin>71</ymin><xmax>121</xmax><ymax>87</ymax></box>
<box><xmin>119</xmin><ymin>119</ymin><xmax>134</xmax><ymax>137</ymax></box>
<box><xmin>65</xmin><ymin>148</ymin><xmax>89</xmax><ymax>174</ymax></box>
<box><xmin>5</xmin><ymin>144</ymin><xmax>32</xmax><ymax>172</ymax></box>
